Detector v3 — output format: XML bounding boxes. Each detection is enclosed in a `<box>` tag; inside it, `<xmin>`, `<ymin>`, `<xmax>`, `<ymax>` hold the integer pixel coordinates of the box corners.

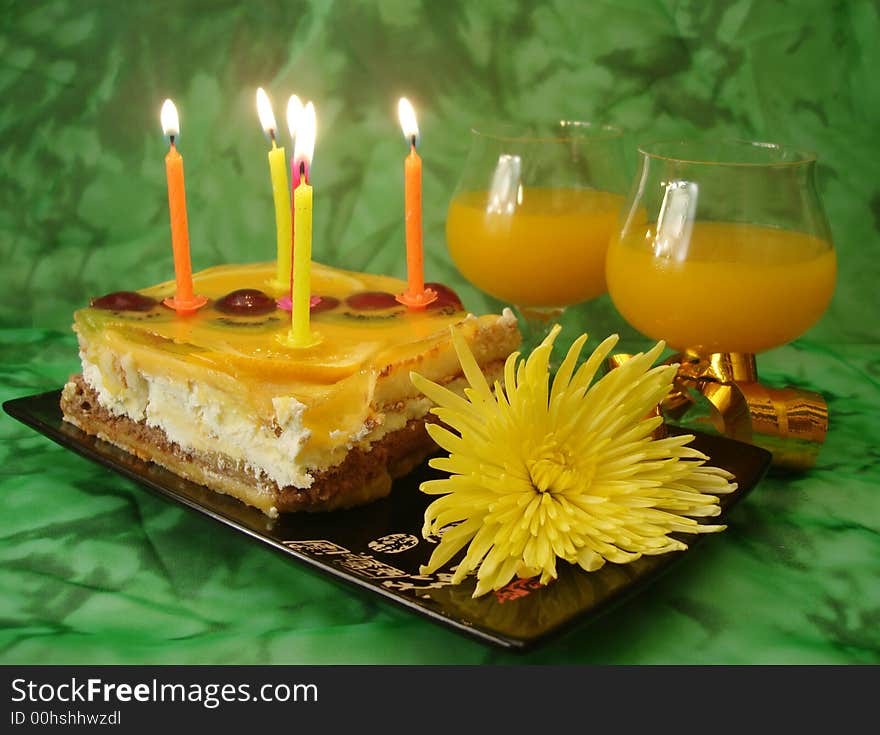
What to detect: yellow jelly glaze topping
<box><xmin>75</xmin><ymin>262</ymin><xmax>509</xmax><ymax>455</ymax></box>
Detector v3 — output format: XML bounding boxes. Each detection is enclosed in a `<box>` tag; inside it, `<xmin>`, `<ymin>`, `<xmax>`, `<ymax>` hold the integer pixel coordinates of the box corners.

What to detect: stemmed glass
<box><xmin>606</xmin><ymin>139</ymin><xmax>837</xmax><ymax>466</ymax></box>
<box><xmin>446</xmin><ymin>121</ymin><xmax>628</xmax><ymax>350</ymax></box>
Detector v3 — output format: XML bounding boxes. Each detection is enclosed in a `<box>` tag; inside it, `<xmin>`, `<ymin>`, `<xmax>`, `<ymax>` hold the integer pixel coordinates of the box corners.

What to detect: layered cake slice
<box><xmin>61</xmin><ymin>262</ymin><xmax>520</xmax><ymax>516</ymax></box>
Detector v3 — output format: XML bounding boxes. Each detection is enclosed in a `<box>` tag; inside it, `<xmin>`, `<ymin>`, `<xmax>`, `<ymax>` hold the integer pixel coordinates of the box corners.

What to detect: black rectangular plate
<box><xmin>4</xmin><ymin>390</ymin><xmax>771</xmax><ymax>651</ymax></box>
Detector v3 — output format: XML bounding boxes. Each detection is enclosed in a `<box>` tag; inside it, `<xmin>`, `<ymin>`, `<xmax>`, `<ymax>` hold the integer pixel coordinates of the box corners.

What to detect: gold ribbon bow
<box><xmin>608</xmin><ymin>351</ymin><xmax>828</xmax><ymax>470</ymax></box>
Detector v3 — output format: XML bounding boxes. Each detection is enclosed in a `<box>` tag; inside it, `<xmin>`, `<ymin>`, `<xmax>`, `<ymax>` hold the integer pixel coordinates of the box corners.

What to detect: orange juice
<box><xmin>606</xmin><ymin>221</ymin><xmax>836</xmax><ymax>354</ymax></box>
<box><xmin>446</xmin><ymin>188</ymin><xmax>624</xmax><ymax>306</ymax></box>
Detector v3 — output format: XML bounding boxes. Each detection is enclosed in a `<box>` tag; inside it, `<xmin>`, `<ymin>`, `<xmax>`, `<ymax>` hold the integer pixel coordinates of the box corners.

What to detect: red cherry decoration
<box><xmin>310</xmin><ymin>296</ymin><xmax>340</xmax><ymax>314</ymax></box>
<box><xmin>90</xmin><ymin>291</ymin><xmax>158</xmax><ymax>312</ymax></box>
<box><xmin>346</xmin><ymin>291</ymin><xmax>401</xmax><ymax>310</ymax></box>
<box><xmin>215</xmin><ymin>289</ymin><xmax>276</xmax><ymax>316</ymax></box>
<box><xmin>425</xmin><ymin>283</ymin><xmax>463</xmax><ymax>310</ymax></box>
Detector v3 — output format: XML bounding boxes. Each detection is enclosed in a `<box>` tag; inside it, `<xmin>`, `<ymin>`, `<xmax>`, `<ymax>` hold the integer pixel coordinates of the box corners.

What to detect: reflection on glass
<box><xmin>653</xmin><ymin>180</ymin><xmax>698</xmax><ymax>262</ymax></box>
<box><xmin>486</xmin><ymin>154</ymin><xmax>522</xmax><ymax>215</ymax></box>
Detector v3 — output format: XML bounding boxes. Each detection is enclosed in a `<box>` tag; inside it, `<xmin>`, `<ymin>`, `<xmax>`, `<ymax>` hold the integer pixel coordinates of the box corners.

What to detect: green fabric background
<box><xmin>1</xmin><ymin>0</ymin><xmax>878</xmax><ymax>664</ymax></box>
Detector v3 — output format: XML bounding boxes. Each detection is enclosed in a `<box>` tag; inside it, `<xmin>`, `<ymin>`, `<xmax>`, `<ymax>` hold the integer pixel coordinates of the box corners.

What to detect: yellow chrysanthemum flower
<box><xmin>410</xmin><ymin>326</ymin><xmax>737</xmax><ymax>598</ymax></box>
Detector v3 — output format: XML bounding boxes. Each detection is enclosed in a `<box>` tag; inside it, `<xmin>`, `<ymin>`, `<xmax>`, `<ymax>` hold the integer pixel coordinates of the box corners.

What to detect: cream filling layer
<box><xmin>79</xmin><ymin>351</ymin><xmax>442</xmax><ymax>490</ymax></box>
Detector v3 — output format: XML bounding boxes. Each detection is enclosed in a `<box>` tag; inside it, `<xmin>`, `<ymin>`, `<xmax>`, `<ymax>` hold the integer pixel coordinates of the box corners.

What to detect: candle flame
<box><xmin>256</xmin><ymin>87</ymin><xmax>277</xmax><ymax>137</ymax></box>
<box><xmin>286</xmin><ymin>94</ymin><xmax>303</xmax><ymax>141</ymax></box>
<box><xmin>398</xmin><ymin>97</ymin><xmax>419</xmax><ymax>147</ymax></box>
<box><xmin>293</xmin><ymin>101</ymin><xmax>316</xmax><ymax>171</ymax></box>
<box><xmin>161</xmin><ymin>99</ymin><xmax>179</xmax><ymax>138</ymax></box>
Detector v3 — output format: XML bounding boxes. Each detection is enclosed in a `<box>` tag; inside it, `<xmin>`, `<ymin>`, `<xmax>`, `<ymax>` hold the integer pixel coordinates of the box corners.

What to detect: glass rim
<box><xmin>637</xmin><ymin>138</ymin><xmax>818</xmax><ymax>167</ymax></box>
<box><xmin>470</xmin><ymin>120</ymin><xmax>624</xmax><ymax>143</ymax></box>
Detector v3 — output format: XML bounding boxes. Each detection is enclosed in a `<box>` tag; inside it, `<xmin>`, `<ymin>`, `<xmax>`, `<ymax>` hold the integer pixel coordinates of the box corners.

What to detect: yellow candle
<box><xmin>282</xmin><ymin>101</ymin><xmax>320</xmax><ymax>348</ymax></box>
<box><xmin>268</xmin><ymin>144</ymin><xmax>291</xmax><ymax>287</ymax></box>
<box><xmin>256</xmin><ymin>88</ymin><xmax>292</xmax><ymax>293</ymax></box>
<box><xmin>290</xmin><ymin>178</ymin><xmax>313</xmax><ymax>344</ymax></box>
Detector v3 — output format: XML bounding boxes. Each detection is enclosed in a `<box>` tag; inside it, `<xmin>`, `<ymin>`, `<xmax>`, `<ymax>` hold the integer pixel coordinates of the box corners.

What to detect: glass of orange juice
<box><xmin>446</xmin><ymin>121</ymin><xmax>627</xmax><ymax>348</ymax></box>
<box><xmin>606</xmin><ymin>140</ymin><xmax>836</xmax><ymax>357</ymax></box>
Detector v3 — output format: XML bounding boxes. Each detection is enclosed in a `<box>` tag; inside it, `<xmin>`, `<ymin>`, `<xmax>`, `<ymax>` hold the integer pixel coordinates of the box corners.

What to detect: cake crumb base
<box><xmin>61</xmin><ymin>375</ymin><xmax>438</xmax><ymax>515</ymax></box>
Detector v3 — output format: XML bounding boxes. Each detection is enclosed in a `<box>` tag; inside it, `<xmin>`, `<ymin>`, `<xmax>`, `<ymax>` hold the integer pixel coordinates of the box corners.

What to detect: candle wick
<box><xmin>169</xmin><ymin>134</ymin><xmax>176</xmax><ymax>147</ymax></box>
<box><xmin>410</xmin><ymin>135</ymin><xmax>417</xmax><ymax>149</ymax></box>
<box><xmin>269</xmin><ymin>129</ymin><xmax>276</xmax><ymax>146</ymax></box>
<box><xmin>300</xmin><ymin>161</ymin><xmax>306</xmax><ymax>181</ymax></box>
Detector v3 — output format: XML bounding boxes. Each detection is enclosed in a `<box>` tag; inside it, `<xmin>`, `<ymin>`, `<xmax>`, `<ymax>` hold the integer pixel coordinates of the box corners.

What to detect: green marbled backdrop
<box><xmin>1</xmin><ymin>0</ymin><xmax>878</xmax><ymax>664</ymax></box>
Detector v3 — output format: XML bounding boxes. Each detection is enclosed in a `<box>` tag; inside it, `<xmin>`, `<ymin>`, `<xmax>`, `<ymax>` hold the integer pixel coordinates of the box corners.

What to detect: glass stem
<box><xmin>515</xmin><ymin>305</ymin><xmax>565</xmax><ymax>354</ymax></box>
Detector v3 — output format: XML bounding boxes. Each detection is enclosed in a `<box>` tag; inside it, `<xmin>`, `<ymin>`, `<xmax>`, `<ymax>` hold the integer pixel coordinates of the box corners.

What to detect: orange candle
<box><xmin>405</xmin><ymin>145</ymin><xmax>424</xmax><ymax>290</ymax></box>
<box><xmin>160</xmin><ymin>99</ymin><xmax>206</xmax><ymax>314</ymax></box>
<box><xmin>396</xmin><ymin>98</ymin><xmax>436</xmax><ymax>309</ymax></box>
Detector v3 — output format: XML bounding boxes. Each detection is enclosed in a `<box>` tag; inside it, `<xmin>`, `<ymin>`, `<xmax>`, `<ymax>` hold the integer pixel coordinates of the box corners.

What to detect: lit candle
<box><xmin>160</xmin><ymin>99</ymin><xmax>207</xmax><ymax>314</ymax></box>
<box><xmin>395</xmin><ymin>98</ymin><xmax>437</xmax><ymax>309</ymax></box>
<box><xmin>280</xmin><ymin>102</ymin><xmax>320</xmax><ymax>348</ymax></box>
<box><xmin>256</xmin><ymin>88</ymin><xmax>292</xmax><ymax>294</ymax></box>
<box><xmin>276</xmin><ymin>95</ymin><xmax>305</xmax><ymax>312</ymax></box>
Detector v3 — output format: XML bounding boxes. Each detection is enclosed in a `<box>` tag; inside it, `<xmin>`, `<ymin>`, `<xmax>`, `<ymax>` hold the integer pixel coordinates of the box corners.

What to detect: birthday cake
<box><xmin>60</xmin><ymin>261</ymin><xmax>520</xmax><ymax>516</ymax></box>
